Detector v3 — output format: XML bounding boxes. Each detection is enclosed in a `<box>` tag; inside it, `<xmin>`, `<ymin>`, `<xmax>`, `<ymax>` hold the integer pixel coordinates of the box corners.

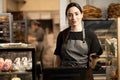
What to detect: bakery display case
<box><xmin>11</xmin><ymin>12</ymin><xmax>28</xmax><ymax>43</ymax></box>
<box><xmin>84</xmin><ymin>18</ymin><xmax>119</xmax><ymax>80</ymax></box>
<box><xmin>0</xmin><ymin>13</ymin><xmax>13</xmax><ymax>43</ymax></box>
<box><xmin>0</xmin><ymin>13</ymin><xmax>28</xmax><ymax>43</ymax></box>
<box><xmin>12</xmin><ymin>19</ymin><xmax>28</xmax><ymax>43</ymax></box>
<box><xmin>104</xmin><ymin>19</ymin><xmax>118</xmax><ymax>80</ymax></box>
<box><xmin>0</xmin><ymin>43</ymin><xmax>36</xmax><ymax>80</ymax></box>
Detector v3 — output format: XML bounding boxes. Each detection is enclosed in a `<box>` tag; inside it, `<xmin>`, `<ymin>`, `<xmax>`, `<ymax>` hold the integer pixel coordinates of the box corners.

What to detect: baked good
<box><xmin>0</xmin><ymin>58</ymin><xmax>4</xmax><ymax>71</ymax></box>
<box><xmin>2</xmin><ymin>59</ymin><xmax>12</xmax><ymax>72</ymax></box>
<box><xmin>108</xmin><ymin>3</ymin><xmax>120</xmax><ymax>18</ymax></box>
<box><xmin>83</xmin><ymin>5</ymin><xmax>102</xmax><ymax>18</ymax></box>
<box><xmin>11</xmin><ymin>77</ymin><xmax>21</xmax><ymax>80</ymax></box>
<box><xmin>11</xmin><ymin>57</ymin><xmax>21</xmax><ymax>72</ymax></box>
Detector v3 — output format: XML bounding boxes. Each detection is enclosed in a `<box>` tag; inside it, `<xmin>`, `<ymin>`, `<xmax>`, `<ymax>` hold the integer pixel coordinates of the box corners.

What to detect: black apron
<box><xmin>61</xmin><ymin>27</ymin><xmax>94</xmax><ymax>80</ymax></box>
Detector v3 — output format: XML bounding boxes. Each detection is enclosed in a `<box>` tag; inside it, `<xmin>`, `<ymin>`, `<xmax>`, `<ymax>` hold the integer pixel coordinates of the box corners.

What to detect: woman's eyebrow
<box><xmin>67</xmin><ymin>11</ymin><xmax>79</xmax><ymax>14</ymax></box>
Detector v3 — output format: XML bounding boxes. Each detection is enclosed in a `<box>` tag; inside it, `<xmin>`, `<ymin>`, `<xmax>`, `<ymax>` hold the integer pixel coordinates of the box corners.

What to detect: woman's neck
<box><xmin>70</xmin><ymin>23</ymin><xmax>83</xmax><ymax>32</ymax></box>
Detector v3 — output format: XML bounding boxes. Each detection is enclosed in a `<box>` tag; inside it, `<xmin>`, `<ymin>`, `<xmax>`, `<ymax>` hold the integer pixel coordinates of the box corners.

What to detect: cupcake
<box><xmin>12</xmin><ymin>57</ymin><xmax>21</xmax><ymax>72</ymax></box>
<box><xmin>2</xmin><ymin>59</ymin><xmax>12</xmax><ymax>72</ymax></box>
<box><xmin>21</xmin><ymin>57</ymin><xmax>28</xmax><ymax>68</ymax></box>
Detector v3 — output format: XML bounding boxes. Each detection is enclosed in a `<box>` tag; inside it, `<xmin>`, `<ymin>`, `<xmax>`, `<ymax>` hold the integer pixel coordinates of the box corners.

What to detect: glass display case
<box><xmin>0</xmin><ymin>13</ymin><xmax>13</xmax><ymax>43</ymax></box>
<box><xmin>11</xmin><ymin>11</ymin><xmax>28</xmax><ymax>43</ymax></box>
<box><xmin>0</xmin><ymin>43</ymin><xmax>35</xmax><ymax>80</ymax></box>
<box><xmin>12</xmin><ymin>20</ymin><xmax>28</xmax><ymax>43</ymax></box>
<box><xmin>84</xmin><ymin>18</ymin><xmax>119</xmax><ymax>80</ymax></box>
<box><xmin>104</xmin><ymin>19</ymin><xmax>117</xmax><ymax>80</ymax></box>
<box><xmin>0</xmin><ymin>13</ymin><xmax>28</xmax><ymax>43</ymax></box>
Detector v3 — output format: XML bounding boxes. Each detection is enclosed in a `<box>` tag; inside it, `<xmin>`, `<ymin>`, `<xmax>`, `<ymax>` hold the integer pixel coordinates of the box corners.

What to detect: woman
<box><xmin>54</xmin><ymin>2</ymin><xmax>103</xmax><ymax>80</ymax></box>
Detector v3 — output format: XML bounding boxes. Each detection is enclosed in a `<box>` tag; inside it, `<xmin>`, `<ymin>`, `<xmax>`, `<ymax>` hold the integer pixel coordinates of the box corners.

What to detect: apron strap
<box><xmin>82</xmin><ymin>21</ymin><xmax>85</xmax><ymax>43</ymax></box>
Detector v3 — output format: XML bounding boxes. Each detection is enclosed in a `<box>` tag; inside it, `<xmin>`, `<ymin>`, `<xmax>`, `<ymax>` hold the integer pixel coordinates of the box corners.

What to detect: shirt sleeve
<box><xmin>54</xmin><ymin>32</ymin><xmax>63</xmax><ymax>56</ymax></box>
<box><xmin>89</xmin><ymin>31</ymin><xmax>103</xmax><ymax>56</ymax></box>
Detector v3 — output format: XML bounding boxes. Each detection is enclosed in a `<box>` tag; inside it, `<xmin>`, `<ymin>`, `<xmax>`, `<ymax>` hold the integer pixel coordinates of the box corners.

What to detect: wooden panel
<box><xmin>118</xmin><ymin>18</ymin><xmax>120</xmax><ymax>80</ymax></box>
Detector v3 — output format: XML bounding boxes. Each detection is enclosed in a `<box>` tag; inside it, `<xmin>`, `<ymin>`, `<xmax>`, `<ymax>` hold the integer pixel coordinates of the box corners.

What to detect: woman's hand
<box><xmin>89</xmin><ymin>53</ymin><xmax>98</xmax><ymax>69</ymax></box>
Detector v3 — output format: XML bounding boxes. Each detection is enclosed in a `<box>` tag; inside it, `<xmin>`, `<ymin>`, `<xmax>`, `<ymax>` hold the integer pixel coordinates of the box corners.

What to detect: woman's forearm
<box><xmin>53</xmin><ymin>55</ymin><xmax>61</xmax><ymax>67</ymax></box>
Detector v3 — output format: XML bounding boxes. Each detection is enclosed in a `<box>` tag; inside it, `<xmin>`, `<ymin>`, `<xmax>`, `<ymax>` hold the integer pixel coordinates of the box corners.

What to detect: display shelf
<box><xmin>0</xmin><ymin>12</ymin><xmax>28</xmax><ymax>43</ymax></box>
<box><xmin>12</xmin><ymin>19</ymin><xmax>28</xmax><ymax>43</ymax></box>
<box><xmin>105</xmin><ymin>38</ymin><xmax>117</xmax><ymax>58</ymax></box>
<box><xmin>0</xmin><ymin>13</ymin><xmax>13</xmax><ymax>43</ymax></box>
<box><xmin>0</xmin><ymin>72</ymin><xmax>32</xmax><ymax>75</ymax></box>
<box><xmin>10</xmin><ymin>11</ymin><xmax>28</xmax><ymax>43</ymax></box>
<box><xmin>0</xmin><ymin>47</ymin><xmax>36</xmax><ymax>80</ymax></box>
<box><xmin>84</xmin><ymin>18</ymin><xmax>118</xmax><ymax>80</ymax></box>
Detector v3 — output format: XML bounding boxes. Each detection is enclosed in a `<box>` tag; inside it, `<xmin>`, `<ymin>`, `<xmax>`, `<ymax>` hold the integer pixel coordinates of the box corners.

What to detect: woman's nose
<box><xmin>72</xmin><ymin>14</ymin><xmax>77</xmax><ymax>20</ymax></box>
<box><xmin>72</xmin><ymin>14</ymin><xmax>76</xmax><ymax>19</ymax></box>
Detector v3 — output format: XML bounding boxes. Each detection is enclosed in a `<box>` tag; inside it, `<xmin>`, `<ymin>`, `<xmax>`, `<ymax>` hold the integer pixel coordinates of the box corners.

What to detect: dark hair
<box><xmin>31</xmin><ymin>20</ymin><xmax>41</xmax><ymax>27</ymax></box>
<box><xmin>65</xmin><ymin>2</ymin><xmax>83</xmax><ymax>16</ymax></box>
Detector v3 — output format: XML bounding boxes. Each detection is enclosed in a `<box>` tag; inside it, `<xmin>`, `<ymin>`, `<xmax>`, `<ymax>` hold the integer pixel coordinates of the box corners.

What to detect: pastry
<box><xmin>0</xmin><ymin>58</ymin><xmax>4</xmax><ymax>71</ymax></box>
<box><xmin>11</xmin><ymin>77</ymin><xmax>21</xmax><ymax>80</ymax></box>
<box><xmin>2</xmin><ymin>59</ymin><xmax>12</xmax><ymax>72</ymax></box>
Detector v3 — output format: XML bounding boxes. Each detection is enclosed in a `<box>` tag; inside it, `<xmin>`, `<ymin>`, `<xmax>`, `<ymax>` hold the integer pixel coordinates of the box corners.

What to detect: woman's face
<box><xmin>67</xmin><ymin>6</ymin><xmax>83</xmax><ymax>27</ymax></box>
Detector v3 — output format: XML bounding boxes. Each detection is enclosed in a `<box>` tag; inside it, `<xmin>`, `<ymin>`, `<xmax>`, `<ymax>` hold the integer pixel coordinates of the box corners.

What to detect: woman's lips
<box><xmin>72</xmin><ymin>20</ymin><xmax>77</xmax><ymax>24</ymax></box>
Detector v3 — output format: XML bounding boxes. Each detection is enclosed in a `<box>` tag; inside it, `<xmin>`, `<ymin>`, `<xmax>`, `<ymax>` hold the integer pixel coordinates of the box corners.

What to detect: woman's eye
<box><xmin>75</xmin><ymin>13</ymin><xmax>79</xmax><ymax>16</ymax></box>
<box><xmin>67</xmin><ymin>14</ymin><xmax>72</xmax><ymax>17</ymax></box>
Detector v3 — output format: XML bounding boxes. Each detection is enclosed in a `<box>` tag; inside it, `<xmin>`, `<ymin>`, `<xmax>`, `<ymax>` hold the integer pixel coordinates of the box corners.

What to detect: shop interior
<box><xmin>0</xmin><ymin>0</ymin><xmax>120</xmax><ymax>80</ymax></box>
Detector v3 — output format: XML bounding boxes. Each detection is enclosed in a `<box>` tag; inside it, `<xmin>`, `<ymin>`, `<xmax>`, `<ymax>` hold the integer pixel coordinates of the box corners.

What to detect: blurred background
<box><xmin>0</xmin><ymin>0</ymin><xmax>120</xmax><ymax>80</ymax></box>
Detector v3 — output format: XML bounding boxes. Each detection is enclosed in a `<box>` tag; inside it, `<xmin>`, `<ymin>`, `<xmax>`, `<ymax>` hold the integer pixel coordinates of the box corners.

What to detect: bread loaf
<box><xmin>83</xmin><ymin>5</ymin><xmax>102</xmax><ymax>18</ymax></box>
<box><xmin>108</xmin><ymin>3</ymin><xmax>120</xmax><ymax>18</ymax></box>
